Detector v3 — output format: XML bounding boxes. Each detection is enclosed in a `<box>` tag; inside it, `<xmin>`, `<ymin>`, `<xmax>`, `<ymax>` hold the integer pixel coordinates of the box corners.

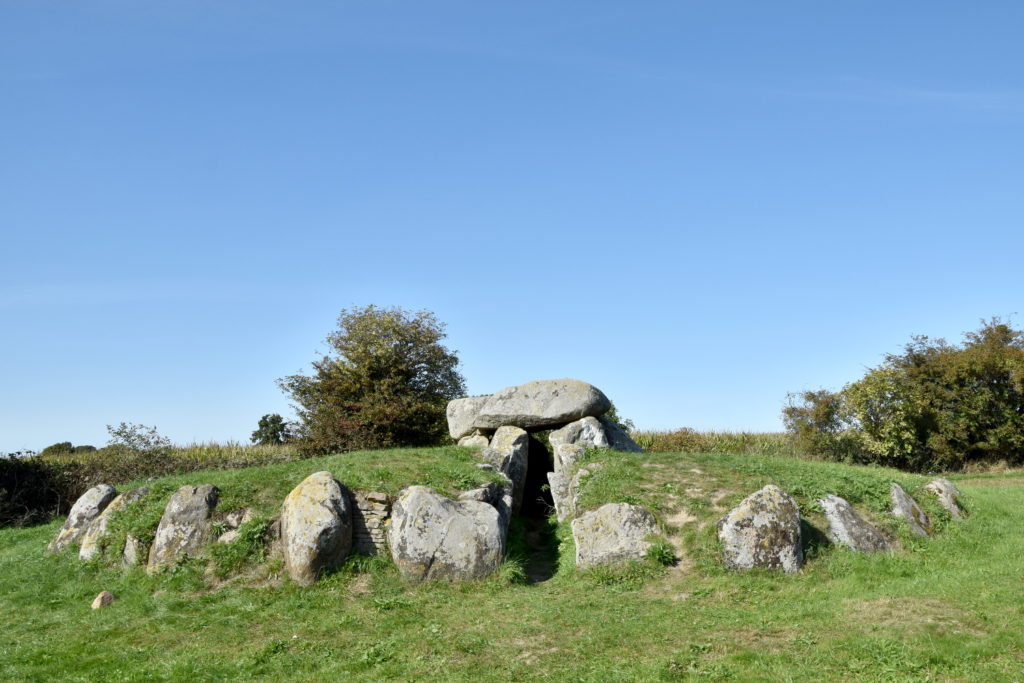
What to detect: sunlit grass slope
<box><xmin>1</xmin><ymin>447</ymin><xmax>1022</xmax><ymax>681</ymax></box>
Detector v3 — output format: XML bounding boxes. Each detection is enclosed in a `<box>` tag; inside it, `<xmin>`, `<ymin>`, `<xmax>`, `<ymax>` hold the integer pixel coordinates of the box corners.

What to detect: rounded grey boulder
<box><xmin>572</xmin><ymin>503</ymin><xmax>659</xmax><ymax>568</ymax></box>
<box><xmin>472</xmin><ymin>379</ymin><xmax>612</xmax><ymax>431</ymax></box>
<box><xmin>718</xmin><ymin>484</ymin><xmax>803</xmax><ymax>573</ymax></box>
<box><xmin>147</xmin><ymin>485</ymin><xmax>219</xmax><ymax>573</ymax></box>
<box><xmin>49</xmin><ymin>484</ymin><xmax>117</xmax><ymax>553</ymax></box>
<box><xmin>280</xmin><ymin>471</ymin><xmax>353</xmax><ymax>586</ymax></box>
<box><xmin>387</xmin><ymin>485</ymin><xmax>505</xmax><ymax>581</ymax></box>
<box><xmin>819</xmin><ymin>494</ymin><xmax>892</xmax><ymax>553</ymax></box>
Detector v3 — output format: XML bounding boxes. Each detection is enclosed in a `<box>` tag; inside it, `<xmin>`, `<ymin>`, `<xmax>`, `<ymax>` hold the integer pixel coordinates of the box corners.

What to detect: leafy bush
<box><xmin>0</xmin><ymin>452</ymin><xmax>85</xmax><ymax>526</ymax></box>
<box><xmin>278</xmin><ymin>305</ymin><xmax>466</xmax><ymax>455</ymax></box>
<box><xmin>784</xmin><ymin>318</ymin><xmax>1024</xmax><ymax>472</ymax></box>
<box><xmin>250</xmin><ymin>414</ymin><xmax>295</xmax><ymax>445</ymax></box>
<box><xmin>39</xmin><ymin>442</ymin><xmax>73</xmax><ymax>457</ymax></box>
<box><xmin>106</xmin><ymin>422</ymin><xmax>172</xmax><ymax>455</ymax></box>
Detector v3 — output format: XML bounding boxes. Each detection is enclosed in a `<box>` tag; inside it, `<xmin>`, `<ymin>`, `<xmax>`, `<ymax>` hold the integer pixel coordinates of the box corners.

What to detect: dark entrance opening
<box><xmin>520</xmin><ymin>435</ymin><xmax>554</xmax><ymax>518</ymax></box>
<box><xmin>517</xmin><ymin>435</ymin><xmax>558</xmax><ymax>583</ymax></box>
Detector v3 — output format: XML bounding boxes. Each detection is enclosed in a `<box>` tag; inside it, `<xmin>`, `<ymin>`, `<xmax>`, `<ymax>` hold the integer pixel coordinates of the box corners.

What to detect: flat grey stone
<box><xmin>572</xmin><ymin>503</ymin><xmax>658</xmax><ymax>568</ymax></box>
<box><xmin>446</xmin><ymin>396</ymin><xmax>490</xmax><ymax>439</ymax></box>
<box><xmin>890</xmin><ymin>483</ymin><xmax>931</xmax><ymax>537</ymax></box>
<box><xmin>472</xmin><ymin>379</ymin><xmax>612</xmax><ymax>430</ymax></box>
<box><xmin>819</xmin><ymin>494</ymin><xmax>892</xmax><ymax>553</ymax></box>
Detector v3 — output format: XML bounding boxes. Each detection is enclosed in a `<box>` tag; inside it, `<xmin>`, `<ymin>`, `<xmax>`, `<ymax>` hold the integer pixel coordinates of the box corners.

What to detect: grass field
<box><xmin>1</xmin><ymin>447</ymin><xmax>1022</xmax><ymax>681</ymax></box>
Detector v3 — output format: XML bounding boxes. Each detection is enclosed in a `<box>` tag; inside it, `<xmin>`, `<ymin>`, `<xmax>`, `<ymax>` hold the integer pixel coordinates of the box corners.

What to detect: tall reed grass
<box><xmin>630</xmin><ymin>428</ymin><xmax>800</xmax><ymax>457</ymax></box>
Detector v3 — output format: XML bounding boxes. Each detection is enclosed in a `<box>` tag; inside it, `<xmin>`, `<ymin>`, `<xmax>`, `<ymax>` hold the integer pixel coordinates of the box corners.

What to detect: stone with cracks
<box><xmin>890</xmin><ymin>483</ymin><xmax>932</xmax><ymax>537</ymax></box>
<box><xmin>718</xmin><ymin>484</ymin><xmax>803</xmax><ymax>573</ymax></box>
<box><xmin>147</xmin><ymin>485</ymin><xmax>219</xmax><ymax>573</ymax></box>
<box><xmin>548</xmin><ymin>444</ymin><xmax>587</xmax><ymax>522</ymax></box>
<box><xmin>480</xmin><ymin>425</ymin><xmax>528</xmax><ymax>515</ymax></box>
<box><xmin>472</xmin><ymin>379</ymin><xmax>612</xmax><ymax>430</ymax></box>
<box><xmin>49</xmin><ymin>485</ymin><xmax>117</xmax><ymax>553</ymax></box>
<box><xmin>387</xmin><ymin>485</ymin><xmax>505</xmax><ymax>581</ymax></box>
<box><xmin>79</xmin><ymin>487</ymin><xmax>150</xmax><ymax>561</ymax></box>
<box><xmin>926</xmin><ymin>478</ymin><xmax>966</xmax><ymax>520</ymax></box>
<box><xmin>818</xmin><ymin>494</ymin><xmax>892</xmax><ymax>553</ymax></box>
<box><xmin>280</xmin><ymin>471</ymin><xmax>353</xmax><ymax>586</ymax></box>
<box><xmin>550</xmin><ymin>416</ymin><xmax>609</xmax><ymax>449</ymax></box>
<box><xmin>446</xmin><ymin>396</ymin><xmax>491</xmax><ymax>439</ymax></box>
<box><xmin>572</xmin><ymin>503</ymin><xmax>658</xmax><ymax>568</ymax></box>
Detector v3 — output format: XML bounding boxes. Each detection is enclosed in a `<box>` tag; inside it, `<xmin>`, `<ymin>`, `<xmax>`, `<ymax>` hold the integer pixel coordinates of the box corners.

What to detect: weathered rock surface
<box><xmin>890</xmin><ymin>483</ymin><xmax>932</xmax><ymax>537</ymax></box>
<box><xmin>598</xmin><ymin>416</ymin><xmax>644</xmax><ymax>453</ymax></box>
<box><xmin>926</xmin><ymin>478</ymin><xmax>966</xmax><ymax>520</ymax></box>
<box><xmin>572</xmin><ymin>503</ymin><xmax>658</xmax><ymax>568</ymax></box>
<box><xmin>280</xmin><ymin>471</ymin><xmax>353</xmax><ymax>586</ymax></box>
<box><xmin>480</xmin><ymin>426</ymin><xmax>528</xmax><ymax>514</ymax></box>
<box><xmin>446</xmin><ymin>396</ymin><xmax>491</xmax><ymax>439</ymax></box>
<box><xmin>387</xmin><ymin>486</ymin><xmax>504</xmax><ymax>581</ymax></box>
<box><xmin>548</xmin><ymin>443</ymin><xmax>587</xmax><ymax>522</ymax></box>
<box><xmin>472</xmin><ymin>379</ymin><xmax>612</xmax><ymax>430</ymax></box>
<box><xmin>818</xmin><ymin>494</ymin><xmax>892</xmax><ymax>553</ymax></box>
<box><xmin>122</xmin><ymin>535</ymin><xmax>146</xmax><ymax>567</ymax></box>
<box><xmin>718</xmin><ymin>485</ymin><xmax>803</xmax><ymax>573</ymax></box>
<box><xmin>458</xmin><ymin>430</ymin><xmax>490</xmax><ymax>448</ymax></box>
<box><xmin>49</xmin><ymin>485</ymin><xmax>117</xmax><ymax>553</ymax></box>
<box><xmin>147</xmin><ymin>485</ymin><xmax>219</xmax><ymax>573</ymax></box>
<box><xmin>547</xmin><ymin>471</ymin><xmax>572</xmax><ymax>522</ymax></box>
<box><xmin>91</xmin><ymin>591</ymin><xmax>115</xmax><ymax>609</ymax></box>
<box><xmin>550</xmin><ymin>416</ymin><xmax>609</xmax><ymax>449</ymax></box>
<box><xmin>79</xmin><ymin>487</ymin><xmax>149</xmax><ymax>561</ymax></box>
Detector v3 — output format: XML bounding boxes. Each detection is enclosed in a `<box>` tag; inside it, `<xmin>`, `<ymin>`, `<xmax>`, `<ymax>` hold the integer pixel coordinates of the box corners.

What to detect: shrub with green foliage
<box><xmin>278</xmin><ymin>305</ymin><xmax>466</xmax><ymax>455</ymax></box>
<box><xmin>784</xmin><ymin>318</ymin><xmax>1024</xmax><ymax>472</ymax></box>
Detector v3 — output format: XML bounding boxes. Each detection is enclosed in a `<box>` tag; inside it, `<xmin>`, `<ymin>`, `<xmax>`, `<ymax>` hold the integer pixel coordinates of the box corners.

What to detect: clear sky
<box><xmin>2</xmin><ymin>1</ymin><xmax>1023</xmax><ymax>452</ymax></box>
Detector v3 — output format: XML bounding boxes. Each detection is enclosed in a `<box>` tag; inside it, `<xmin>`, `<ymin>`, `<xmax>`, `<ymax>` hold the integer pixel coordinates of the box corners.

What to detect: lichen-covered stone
<box><xmin>280</xmin><ymin>471</ymin><xmax>353</xmax><ymax>586</ymax></box>
<box><xmin>547</xmin><ymin>471</ymin><xmax>572</xmax><ymax>522</ymax></box>
<box><xmin>890</xmin><ymin>483</ymin><xmax>932</xmax><ymax>537</ymax></box>
<box><xmin>79</xmin><ymin>487</ymin><xmax>149</xmax><ymax>561</ymax></box>
<box><xmin>446</xmin><ymin>396</ymin><xmax>491</xmax><ymax>439</ymax></box>
<box><xmin>572</xmin><ymin>503</ymin><xmax>658</xmax><ymax>568</ymax></box>
<box><xmin>718</xmin><ymin>485</ymin><xmax>803</xmax><ymax>573</ymax></box>
<box><xmin>48</xmin><ymin>485</ymin><xmax>118</xmax><ymax>553</ymax></box>
<box><xmin>480</xmin><ymin>425</ymin><xmax>528</xmax><ymax>515</ymax></box>
<box><xmin>147</xmin><ymin>485</ymin><xmax>219</xmax><ymax>573</ymax></box>
<box><xmin>122</xmin><ymin>535</ymin><xmax>146</xmax><ymax>567</ymax></box>
<box><xmin>925</xmin><ymin>478</ymin><xmax>966</xmax><ymax>520</ymax></box>
<box><xmin>547</xmin><ymin>444</ymin><xmax>587</xmax><ymax>522</ymax></box>
<box><xmin>387</xmin><ymin>486</ymin><xmax>504</xmax><ymax>581</ymax></box>
<box><xmin>550</xmin><ymin>416</ymin><xmax>609</xmax><ymax>449</ymax></box>
<box><xmin>818</xmin><ymin>494</ymin><xmax>892</xmax><ymax>553</ymax></box>
<box><xmin>473</xmin><ymin>379</ymin><xmax>612</xmax><ymax>430</ymax></box>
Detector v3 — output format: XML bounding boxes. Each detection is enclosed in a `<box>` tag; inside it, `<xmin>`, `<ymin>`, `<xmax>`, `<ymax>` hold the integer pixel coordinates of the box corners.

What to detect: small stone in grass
<box><xmin>91</xmin><ymin>591</ymin><xmax>115</xmax><ymax>609</ymax></box>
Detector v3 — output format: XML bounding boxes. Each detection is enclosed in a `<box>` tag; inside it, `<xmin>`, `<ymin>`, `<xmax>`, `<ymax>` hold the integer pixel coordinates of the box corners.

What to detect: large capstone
<box><xmin>79</xmin><ymin>487</ymin><xmax>150</xmax><ymax>561</ymax></box>
<box><xmin>890</xmin><ymin>483</ymin><xmax>932</xmax><ymax>537</ymax></box>
<box><xmin>718</xmin><ymin>485</ymin><xmax>803</xmax><ymax>573</ymax></box>
<box><xmin>572</xmin><ymin>503</ymin><xmax>658</xmax><ymax>568</ymax></box>
<box><xmin>480</xmin><ymin>425</ymin><xmax>529</xmax><ymax>515</ymax></box>
<box><xmin>446</xmin><ymin>396</ymin><xmax>491</xmax><ymax>440</ymax></box>
<box><xmin>147</xmin><ymin>485</ymin><xmax>219</xmax><ymax>573</ymax></box>
<box><xmin>387</xmin><ymin>485</ymin><xmax>505</xmax><ymax>582</ymax></box>
<box><xmin>925</xmin><ymin>478</ymin><xmax>966</xmax><ymax>520</ymax></box>
<box><xmin>472</xmin><ymin>379</ymin><xmax>612</xmax><ymax>431</ymax></box>
<box><xmin>280</xmin><ymin>471</ymin><xmax>353</xmax><ymax>586</ymax></box>
<box><xmin>49</xmin><ymin>485</ymin><xmax>117</xmax><ymax>553</ymax></box>
<box><xmin>818</xmin><ymin>494</ymin><xmax>892</xmax><ymax>553</ymax></box>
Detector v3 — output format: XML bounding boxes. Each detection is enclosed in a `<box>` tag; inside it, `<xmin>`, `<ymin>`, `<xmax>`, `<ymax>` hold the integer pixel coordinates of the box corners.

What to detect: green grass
<box><xmin>2</xmin><ymin>447</ymin><xmax>1023</xmax><ymax>681</ymax></box>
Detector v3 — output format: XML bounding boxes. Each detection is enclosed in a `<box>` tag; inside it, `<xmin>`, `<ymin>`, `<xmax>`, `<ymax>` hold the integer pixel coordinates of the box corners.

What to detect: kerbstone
<box><xmin>572</xmin><ymin>503</ymin><xmax>658</xmax><ymax>568</ymax></box>
<box><xmin>79</xmin><ymin>487</ymin><xmax>149</xmax><ymax>561</ymax></box>
<box><xmin>890</xmin><ymin>483</ymin><xmax>932</xmax><ymax>537</ymax></box>
<box><xmin>49</xmin><ymin>485</ymin><xmax>117</xmax><ymax>553</ymax></box>
<box><xmin>819</xmin><ymin>494</ymin><xmax>891</xmax><ymax>553</ymax></box>
<box><xmin>280</xmin><ymin>471</ymin><xmax>353</xmax><ymax>586</ymax></box>
<box><xmin>718</xmin><ymin>485</ymin><xmax>803</xmax><ymax>573</ymax></box>
<box><xmin>147</xmin><ymin>485</ymin><xmax>219</xmax><ymax>573</ymax></box>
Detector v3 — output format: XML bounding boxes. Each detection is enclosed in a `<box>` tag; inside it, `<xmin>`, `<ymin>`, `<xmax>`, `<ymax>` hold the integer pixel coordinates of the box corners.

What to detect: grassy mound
<box><xmin>1</xmin><ymin>448</ymin><xmax>1022</xmax><ymax>680</ymax></box>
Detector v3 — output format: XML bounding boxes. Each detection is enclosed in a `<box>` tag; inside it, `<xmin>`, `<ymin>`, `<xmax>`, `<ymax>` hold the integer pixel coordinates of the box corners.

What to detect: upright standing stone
<box><xmin>473</xmin><ymin>379</ymin><xmax>612</xmax><ymax>430</ymax></box>
<box><xmin>818</xmin><ymin>494</ymin><xmax>892</xmax><ymax>553</ymax></box>
<box><xmin>550</xmin><ymin>417</ymin><xmax>609</xmax><ymax>449</ymax></box>
<box><xmin>387</xmin><ymin>486</ymin><xmax>505</xmax><ymax>581</ymax></box>
<box><xmin>280</xmin><ymin>471</ymin><xmax>353</xmax><ymax>586</ymax></box>
<box><xmin>718</xmin><ymin>485</ymin><xmax>803</xmax><ymax>573</ymax></box>
<box><xmin>147</xmin><ymin>485</ymin><xmax>219</xmax><ymax>573</ymax></box>
<box><xmin>49</xmin><ymin>485</ymin><xmax>117</xmax><ymax>553</ymax></box>
<box><xmin>925</xmin><ymin>478</ymin><xmax>966</xmax><ymax>520</ymax></box>
<box><xmin>481</xmin><ymin>425</ymin><xmax>529</xmax><ymax>515</ymax></box>
<box><xmin>890</xmin><ymin>483</ymin><xmax>932</xmax><ymax>537</ymax></box>
<box><xmin>79</xmin><ymin>487</ymin><xmax>149</xmax><ymax>561</ymax></box>
<box><xmin>572</xmin><ymin>503</ymin><xmax>659</xmax><ymax>568</ymax></box>
<box><xmin>598</xmin><ymin>416</ymin><xmax>644</xmax><ymax>453</ymax></box>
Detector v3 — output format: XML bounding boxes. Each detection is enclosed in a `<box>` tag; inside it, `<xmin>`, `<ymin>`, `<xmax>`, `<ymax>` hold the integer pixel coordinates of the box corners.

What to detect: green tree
<box><xmin>784</xmin><ymin>318</ymin><xmax>1024</xmax><ymax>471</ymax></box>
<box><xmin>278</xmin><ymin>305</ymin><xmax>466</xmax><ymax>454</ymax></box>
<box><xmin>250</xmin><ymin>413</ymin><xmax>294</xmax><ymax>445</ymax></box>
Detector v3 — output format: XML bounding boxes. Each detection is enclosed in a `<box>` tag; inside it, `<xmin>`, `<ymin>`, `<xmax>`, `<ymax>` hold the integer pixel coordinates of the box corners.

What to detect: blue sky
<box><xmin>2</xmin><ymin>1</ymin><xmax>1023</xmax><ymax>452</ymax></box>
